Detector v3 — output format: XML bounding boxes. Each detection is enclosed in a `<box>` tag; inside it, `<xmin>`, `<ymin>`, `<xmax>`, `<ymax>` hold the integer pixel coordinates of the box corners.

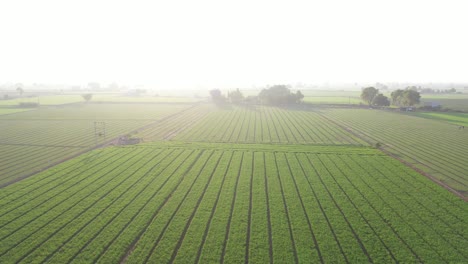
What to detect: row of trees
<box><xmin>403</xmin><ymin>85</ymin><xmax>457</xmax><ymax>94</ymax></box>
<box><xmin>210</xmin><ymin>85</ymin><xmax>304</xmax><ymax>105</ymax></box>
<box><xmin>361</xmin><ymin>87</ymin><xmax>421</xmax><ymax>107</ymax></box>
<box><xmin>258</xmin><ymin>85</ymin><xmax>304</xmax><ymax>104</ymax></box>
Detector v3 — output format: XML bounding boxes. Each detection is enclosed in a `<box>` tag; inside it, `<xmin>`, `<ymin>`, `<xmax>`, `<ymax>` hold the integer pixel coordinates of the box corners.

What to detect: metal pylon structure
<box><xmin>94</xmin><ymin>121</ymin><xmax>106</xmax><ymax>146</ymax></box>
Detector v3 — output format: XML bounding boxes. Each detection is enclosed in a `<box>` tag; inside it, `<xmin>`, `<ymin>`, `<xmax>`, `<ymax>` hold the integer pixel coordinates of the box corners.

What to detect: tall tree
<box><xmin>372</xmin><ymin>93</ymin><xmax>390</xmax><ymax>107</ymax></box>
<box><xmin>360</xmin><ymin>87</ymin><xmax>379</xmax><ymax>106</ymax></box>
<box><xmin>16</xmin><ymin>87</ymin><xmax>24</xmax><ymax>96</ymax></box>
<box><xmin>258</xmin><ymin>85</ymin><xmax>302</xmax><ymax>105</ymax></box>
<box><xmin>390</xmin><ymin>89</ymin><xmax>404</xmax><ymax>106</ymax></box>
<box><xmin>82</xmin><ymin>93</ymin><xmax>93</xmax><ymax>102</ymax></box>
<box><xmin>295</xmin><ymin>90</ymin><xmax>304</xmax><ymax>103</ymax></box>
<box><xmin>401</xmin><ymin>89</ymin><xmax>421</xmax><ymax>106</ymax></box>
<box><xmin>209</xmin><ymin>89</ymin><xmax>226</xmax><ymax>104</ymax></box>
<box><xmin>228</xmin><ymin>88</ymin><xmax>244</xmax><ymax>104</ymax></box>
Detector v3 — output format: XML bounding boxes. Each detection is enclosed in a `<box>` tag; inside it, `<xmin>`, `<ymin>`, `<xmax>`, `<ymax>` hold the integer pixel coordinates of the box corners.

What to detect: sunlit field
<box><xmin>0</xmin><ymin>94</ymin><xmax>467</xmax><ymax>263</ymax></box>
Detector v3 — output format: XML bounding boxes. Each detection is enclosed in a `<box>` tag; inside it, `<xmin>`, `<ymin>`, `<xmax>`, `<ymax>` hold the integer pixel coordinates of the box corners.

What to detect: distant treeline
<box><xmin>210</xmin><ymin>85</ymin><xmax>304</xmax><ymax>105</ymax></box>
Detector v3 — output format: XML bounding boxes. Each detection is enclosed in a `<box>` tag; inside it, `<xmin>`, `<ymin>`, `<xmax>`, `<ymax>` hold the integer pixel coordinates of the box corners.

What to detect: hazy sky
<box><xmin>0</xmin><ymin>0</ymin><xmax>467</xmax><ymax>89</ymax></box>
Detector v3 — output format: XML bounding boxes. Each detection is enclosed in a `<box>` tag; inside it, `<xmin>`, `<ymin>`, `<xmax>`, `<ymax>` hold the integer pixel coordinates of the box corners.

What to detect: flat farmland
<box><xmin>0</xmin><ymin>94</ymin><xmax>204</xmax><ymax>106</ymax></box>
<box><xmin>172</xmin><ymin>105</ymin><xmax>367</xmax><ymax>145</ymax></box>
<box><xmin>411</xmin><ymin>112</ymin><xmax>468</xmax><ymax>127</ymax></box>
<box><xmin>303</xmin><ymin>96</ymin><xmax>361</xmax><ymax>105</ymax></box>
<box><xmin>0</xmin><ymin>143</ymin><xmax>466</xmax><ymax>263</ymax></box>
<box><xmin>0</xmin><ymin>103</ymin><xmax>195</xmax><ymax>186</ymax></box>
<box><xmin>324</xmin><ymin>108</ymin><xmax>468</xmax><ymax>197</ymax></box>
<box><xmin>420</xmin><ymin>94</ymin><xmax>468</xmax><ymax>111</ymax></box>
<box><xmin>0</xmin><ymin>108</ymin><xmax>32</xmax><ymax>116</ymax></box>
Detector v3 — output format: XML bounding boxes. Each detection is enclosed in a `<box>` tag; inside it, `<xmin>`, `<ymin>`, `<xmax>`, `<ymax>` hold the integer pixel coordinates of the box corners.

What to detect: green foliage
<box><xmin>174</xmin><ymin>106</ymin><xmax>366</xmax><ymax>145</ymax></box>
<box><xmin>0</xmin><ymin>144</ymin><xmax>466</xmax><ymax>263</ymax></box>
<box><xmin>82</xmin><ymin>93</ymin><xmax>93</xmax><ymax>102</ymax></box>
<box><xmin>401</xmin><ymin>89</ymin><xmax>421</xmax><ymax>106</ymax></box>
<box><xmin>360</xmin><ymin>87</ymin><xmax>379</xmax><ymax>106</ymax></box>
<box><xmin>209</xmin><ymin>89</ymin><xmax>226</xmax><ymax>104</ymax></box>
<box><xmin>227</xmin><ymin>89</ymin><xmax>244</xmax><ymax>104</ymax></box>
<box><xmin>391</xmin><ymin>89</ymin><xmax>421</xmax><ymax>107</ymax></box>
<box><xmin>0</xmin><ymin>103</ymin><xmax>193</xmax><ymax>185</ymax></box>
<box><xmin>258</xmin><ymin>85</ymin><xmax>304</xmax><ymax>105</ymax></box>
<box><xmin>325</xmin><ymin>108</ymin><xmax>468</xmax><ymax>195</ymax></box>
<box><xmin>372</xmin><ymin>94</ymin><xmax>390</xmax><ymax>107</ymax></box>
<box><xmin>16</xmin><ymin>86</ymin><xmax>24</xmax><ymax>96</ymax></box>
<box><xmin>390</xmin><ymin>89</ymin><xmax>404</xmax><ymax>106</ymax></box>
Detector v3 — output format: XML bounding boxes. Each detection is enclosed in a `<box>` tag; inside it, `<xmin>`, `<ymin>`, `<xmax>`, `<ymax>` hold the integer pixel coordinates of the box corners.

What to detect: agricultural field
<box><xmin>324</xmin><ymin>108</ymin><xmax>468</xmax><ymax>197</ymax></box>
<box><xmin>92</xmin><ymin>94</ymin><xmax>205</xmax><ymax>103</ymax></box>
<box><xmin>0</xmin><ymin>94</ymin><xmax>205</xmax><ymax>107</ymax></box>
<box><xmin>0</xmin><ymin>95</ymin><xmax>83</xmax><ymax>106</ymax></box>
<box><xmin>303</xmin><ymin>96</ymin><xmax>361</xmax><ymax>105</ymax></box>
<box><xmin>410</xmin><ymin>112</ymin><xmax>468</xmax><ymax>127</ymax></box>
<box><xmin>172</xmin><ymin>105</ymin><xmax>367</xmax><ymax>145</ymax></box>
<box><xmin>0</xmin><ymin>103</ymin><xmax>196</xmax><ymax>186</ymax></box>
<box><xmin>0</xmin><ymin>142</ymin><xmax>466</xmax><ymax>263</ymax></box>
<box><xmin>0</xmin><ymin>108</ymin><xmax>32</xmax><ymax>116</ymax></box>
<box><xmin>420</xmin><ymin>93</ymin><xmax>468</xmax><ymax>111</ymax></box>
<box><xmin>136</xmin><ymin>104</ymin><xmax>214</xmax><ymax>141</ymax></box>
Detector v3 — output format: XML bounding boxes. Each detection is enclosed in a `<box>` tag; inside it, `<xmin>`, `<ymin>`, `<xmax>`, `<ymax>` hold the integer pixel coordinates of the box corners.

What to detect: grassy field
<box><xmin>0</xmin><ymin>103</ymin><xmax>195</xmax><ymax>186</ymax></box>
<box><xmin>0</xmin><ymin>143</ymin><xmax>465</xmax><ymax>263</ymax></box>
<box><xmin>324</xmin><ymin>108</ymin><xmax>468</xmax><ymax>196</ymax></box>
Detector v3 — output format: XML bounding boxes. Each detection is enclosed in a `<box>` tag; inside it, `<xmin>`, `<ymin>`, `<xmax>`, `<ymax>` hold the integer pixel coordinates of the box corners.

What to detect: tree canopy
<box><xmin>390</xmin><ymin>88</ymin><xmax>421</xmax><ymax>107</ymax></box>
<box><xmin>227</xmin><ymin>89</ymin><xmax>244</xmax><ymax>104</ymax></box>
<box><xmin>360</xmin><ymin>87</ymin><xmax>379</xmax><ymax>106</ymax></box>
<box><xmin>401</xmin><ymin>89</ymin><xmax>421</xmax><ymax>106</ymax></box>
<box><xmin>16</xmin><ymin>87</ymin><xmax>24</xmax><ymax>96</ymax></box>
<box><xmin>372</xmin><ymin>93</ymin><xmax>390</xmax><ymax>107</ymax></box>
<box><xmin>82</xmin><ymin>93</ymin><xmax>93</xmax><ymax>102</ymax></box>
<box><xmin>390</xmin><ymin>89</ymin><xmax>405</xmax><ymax>106</ymax></box>
<box><xmin>209</xmin><ymin>89</ymin><xmax>226</xmax><ymax>104</ymax></box>
<box><xmin>258</xmin><ymin>85</ymin><xmax>304</xmax><ymax>105</ymax></box>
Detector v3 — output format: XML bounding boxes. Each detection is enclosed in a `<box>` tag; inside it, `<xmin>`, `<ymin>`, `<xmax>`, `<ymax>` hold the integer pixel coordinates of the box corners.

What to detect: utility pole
<box><xmin>94</xmin><ymin>121</ymin><xmax>106</xmax><ymax>146</ymax></box>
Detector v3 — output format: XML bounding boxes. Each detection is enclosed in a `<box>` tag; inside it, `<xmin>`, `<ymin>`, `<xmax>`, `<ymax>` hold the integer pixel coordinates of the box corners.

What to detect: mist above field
<box><xmin>1</xmin><ymin>0</ymin><xmax>467</xmax><ymax>89</ymax></box>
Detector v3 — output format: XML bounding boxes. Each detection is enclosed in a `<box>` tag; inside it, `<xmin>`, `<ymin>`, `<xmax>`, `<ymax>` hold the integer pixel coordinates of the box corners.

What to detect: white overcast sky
<box><xmin>0</xmin><ymin>0</ymin><xmax>467</xmax><ymax>89</ymax></box>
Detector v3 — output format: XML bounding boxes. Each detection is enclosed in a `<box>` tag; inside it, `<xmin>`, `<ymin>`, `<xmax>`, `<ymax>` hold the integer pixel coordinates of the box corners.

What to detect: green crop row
<box><xmin>0</xmin><ymin>103</ymin><xmax>196</xmax><ymax>185</ymax></box>
<box><xmin>174</xmin><ymin>105</ymin><xmax>367</xmax><ymax>145</ymax></box>
<box><xmin>0</xmin><ymin>144</ymin><xmax>466</xmax><ymax>263</ymax></box>
<box><xmin>324</xmin><ymin>108</ymin><xmax>468</xmax><ymax>196</ymax></box>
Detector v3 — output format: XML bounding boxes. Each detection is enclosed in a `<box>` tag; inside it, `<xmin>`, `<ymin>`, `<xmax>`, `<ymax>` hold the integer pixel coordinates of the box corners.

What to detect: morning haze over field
<box><xmin>0</xmin><ymin>0</ymin><xmax>467</xmax><ymax>263</ymax></box>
